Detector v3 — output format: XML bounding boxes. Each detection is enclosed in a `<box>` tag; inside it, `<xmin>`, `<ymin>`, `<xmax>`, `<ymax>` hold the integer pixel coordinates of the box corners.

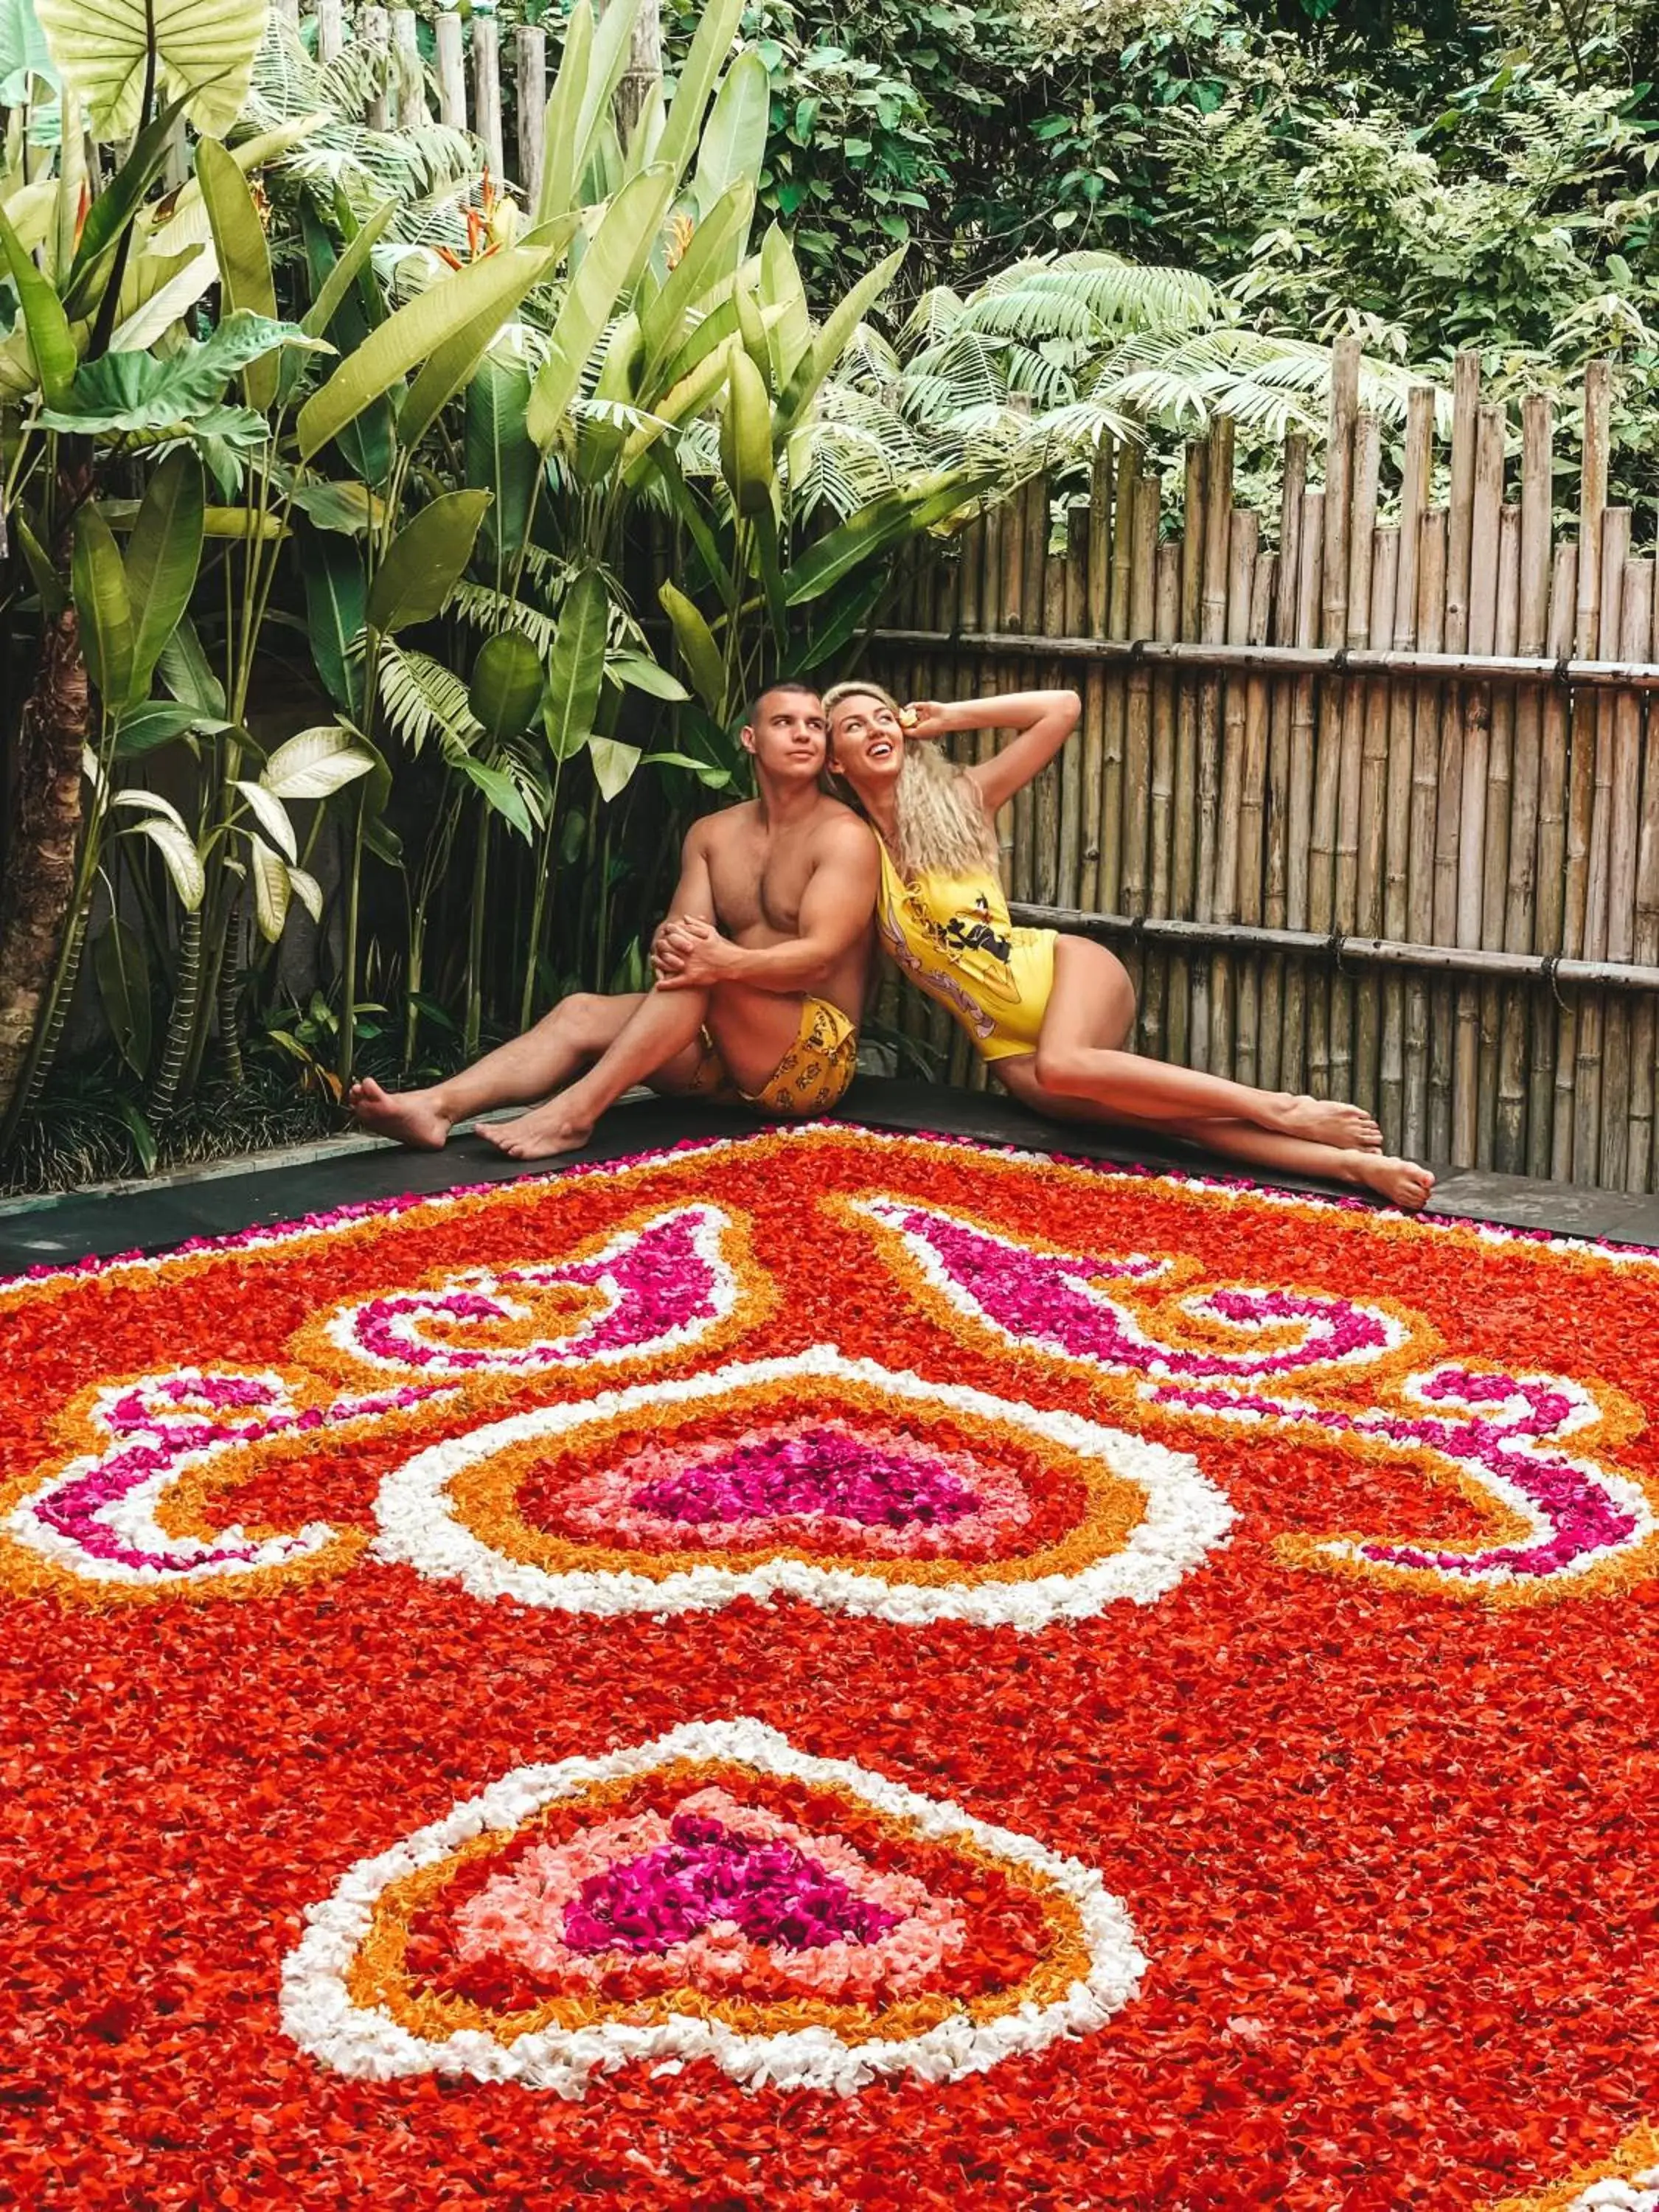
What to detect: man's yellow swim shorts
<box><xmin>687</xmin><ymin>996</ymin><xmax>858</xmax><ymax>1119</ymax></box>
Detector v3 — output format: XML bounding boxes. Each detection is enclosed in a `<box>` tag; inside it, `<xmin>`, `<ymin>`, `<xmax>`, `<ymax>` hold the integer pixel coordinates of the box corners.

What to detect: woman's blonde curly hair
<box><xmin>821</xmin><ymin>681</ymin><xmax>1001</xmax><ymax>882</ymax></box>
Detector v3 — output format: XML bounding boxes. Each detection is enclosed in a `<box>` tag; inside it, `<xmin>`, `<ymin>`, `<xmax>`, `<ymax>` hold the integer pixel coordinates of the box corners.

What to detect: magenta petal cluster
<box><xmin>631</xmin><ymin>1425</ymin><xmax>984</xmax><ymax>1531</ymax></box>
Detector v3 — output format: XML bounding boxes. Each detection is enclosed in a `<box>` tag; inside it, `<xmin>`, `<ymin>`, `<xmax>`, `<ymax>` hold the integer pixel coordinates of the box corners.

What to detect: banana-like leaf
<box><xmin>397</xmin><ymin>223</ymin><xmax>574</xmax><ymax>449</ymax></box>
<box><xmin>652</xmin><ymin>0</ymin><xmax>745</xmax><ymax>191</ymax></box>
<box><xmin>287</xmin><ymin>478</ymin><xmax>378</xmax><ymax>535</ymax></box>
<box><xmin>773</xmin><ymin>248</ymin><xmax>905</xmax><ymax>439</ymax></box>
<box><xmin>35</xmin><ymin>0</ymin><xmax>267</xmax><ymax>137</ymax></box>
<box><xmin>637</xmin><ymin>178</ymin><xmax>752</xmax><ymax>394</ymax></box>
<box><xmin>365</xmin><ymin>489</ymin><xmax>492</xmax><ymax>636</ymax></box>
<box><xmin>0</xmin><ymin>0</ymin><xmax>57</xmax><ymax>101</ymax></box>
<box><xmin>249</xmin><ymin>836</ymin><xmax>292</xmax><ymax>942</ymax></box>
<box><xmin>262</xmin><ymin>724</ymin><xmax>377</xmax><ymax>800</ymax></box>
<box><xmin>299</xmin><ymin>244</ymin><xmax>559</xmax><ymax>462</ymax></box>
<box><xmin>658</xmin><ymin>577</ymin><xmax>726</xmax><ymax>717</ymax></box>
<box><xmin>720</xmin><ymin>343</ymin><xmax>773</xmax><ymax>515</ymax></box>
<box><xmin>58</xmin><ymin>88</ymin><xmax>193</xmax><ymax>321</ymax></box>
<box><xmin>535</xmin><ymin>0</ymin><xmax>593</xmax><ymax>225</ymax></box>
<box><xmin>465</xmin><ymin>350</ymin><xmax>538</xmax><ymax>560</ymax></box>
<box><xmin>302</xmin><ymin>530</ymin><xmax>366</xmax><ymax>716</ymax></box>
<box><xmin>588</xmin><ymin>734</ymin><xmax>641</xmax><ymax>801</ymax></box>
<box><xmin>608</xmin><ymin>650</ymin><xmax>688</xmax><ymax>701</ymax></box>
<box><xmin>469</xmin><ymin>630</ymin><xmax>545</xmax><ymax>740</ymax></box>
<box><xmin>38</xmin><ymin>312</ymin><xmax>323</xmax><ymax>434</ymax></box>
<box><xmin>234</xmin><ymin>778</ymin><xmax>298</xmax><ymax>862</ymax></box>
<box><xmin>71</xmin><ymin>503</ymin><xmax>133</xmax><ymax>710</ymax></box>
<box><xmin>109</xmin><ymin>241</ymin><xmax>218</xmax><ymax>354</ymax></box>
<box><xmin>759</xmin><ymin>223</ymin><xmax>811</xmax><ymax>389</ymax></box>
<box><xmin>299</xmin><ymin>198</ymin><xmax>395</xmax><ymax>341</ymax></box>
<box><xmin>112</xmin><ymin>701</ymin><xmax>208</xmax><ymax>757</ymax></box>
<box><xmin>195</xmin><ymin>137</ymin><xmax>279</xmax><ymax>410</ymax></box>
<box><xmin>129</xmin><ymin>814</ymin><xmax>205</xmax><ymax>910</ymax></box>
<box><xmin>571</xmin><ymin>0</ymin><xmax>641</xmax><ymax>194</ymax></box>
<box><xmin>15</xmin><ymin>516</ymin><xmax>67</xmax><ymax>616</ymax></box>
<box><xmin>619</xmin><ymin>329</ymin><xmax>739</xmax><ymax>473</ymax></box>
<box><xmin>689</xmin><ymin>49</ymin><xmax>768</xmax><ymax>234</ymax></box>
<box><xmin>92</xmin><ymin>916</ymin><xmax>151</xmax><ymax>1078</ymax></box>
<box><xmin>542</xmin><ymin>568</ymin><xmax>609</xmax><ymax>762</ymax></box>
<box><xmin>157</xmin><ymin>612</ymin><xmax>226</xmax><ymax>717</ymax></box>
<box><xmin>289</xmin><ymin>866</ymin><xmax>324</xmax><ymax>924</ymax></box>
<box><xmin>785</xmin><ymin>470</ymin><xmax>994</xmax><ymax>606</ymax></box>
<box><xmin>454</xmin><ymin>752</ymin><xmax>536</xmax><ymax>840</ymax></box>
<box><xmin>526</xmin><ymin>167</ymin><xmax>677</xmax><ymax>448</ymax></box>
<box><xmin>0</xmin><ymin>200</ymin><xmax>74</xmax><ymax>406</ymax></box>
<box><xmin>125</xmin><ymin>447</ymin><xmax>204</xmax><ymax>704</ymax></box>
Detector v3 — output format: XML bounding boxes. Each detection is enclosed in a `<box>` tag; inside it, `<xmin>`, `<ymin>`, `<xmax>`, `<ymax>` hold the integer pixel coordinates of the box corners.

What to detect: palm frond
<box><xmin>959</xmin><ymin>254</ymin><xmax>1222</xmax><ymax>341</ymax></box>
<box><xmin>450</xmin><ymin>583</ymin><xmax>560</xmax><ymax>659</ymax></box>
<box><xmin>376</xmin><ymin>645</ymin><xmax>479</xmax><ymax>757</ymax></box>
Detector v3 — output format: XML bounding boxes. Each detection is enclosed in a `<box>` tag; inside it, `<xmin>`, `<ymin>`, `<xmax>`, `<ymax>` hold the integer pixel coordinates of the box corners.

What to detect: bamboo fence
<box><xmin>869</xmin><ymin>344</ymin><xmax>1659</xmax><ymax>1192</ymax></box>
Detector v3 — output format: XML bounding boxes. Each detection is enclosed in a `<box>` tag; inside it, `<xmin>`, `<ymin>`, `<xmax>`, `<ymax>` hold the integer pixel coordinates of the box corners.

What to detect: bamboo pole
<box><xmin>1499</xmin><ymin>394</ymin><xmax>1553</xmax><ymax>1175</ymax></box>
<box><xmin>992</xmin><ymin>498</ymin><xmax>1022</xmax><ymax>885</ymax></box>
<box><xmin>316</xmin><ymin>0</ymin><xmax>344</xmax><ymax>64</ymax></box>
<box><xmin>1428</xmin><ymin>352</ymin><xmax>1482</xmax><ymax>1162</ymax></box>
<box><xmin>1534</xmin><ymin>544</ymin><xmax>1579</xmax><ymax>1175</ymax></box>
<box><xmin>1141</xmin><ymin>540</ymin><xmax>1179</xmax><ymax>1062</ymax></box>
<box><xmin>1405</xmin><ymin>510</ymin><xmax>1448</xmax><ymax>1161</ymax></box>
<box><xmin>1193</xmin><ymin>415</ymin><xmax>1235</xmax><ymax>1071</ymax></box>
<box><xmin>1477</xmin><ymin>502</ymin><xmax>1520</xmax><ymax>1167</ymax></box>
<box><xmin>1078</xmin><ymin>443</ymin><xmax>1113</xmax><ymax>911</ymax></box>
<box><xmin>1235</xmin><ymin>550</ymin><xmax>1276</xmax><ymax>1090</ymax></box>
<box><xmin>1451</xmin><ymin>400</ymin><xmax>1506</xmax><ymax>1166</ymax></box>
<box><xmin>1210</xmin><ymin>507</ymin><xmax>1256</xmax><ymax>1077</ymax></box>
<box><xmin>435</xmin><ymin>6</ymin><xmax>467</xmax><ymax>129</ymax></box>
<box><xmin>1332</xmin><ymin>409</ymin><xmax>1380</xmax><ymax>1107</ymax></box>
<box><xmin>361</xmin><ymin>6</ymin><xmax>391</xmax><ymax>130</ymax></box>
<box><xmin>1574</xmin><ymin>501</ymin><xmax>1630</xmax><ymax>1182</ymax></box>
<box><xmin>392</xmin><ymin>7</ymin><xmax>425</xmax><ymax>129</ymax></box>
<box><xmin>1014</xmin><ymin>476</ymin><xmax>1048</xmax><ymax>902</ymax></box>
<box><xmin>1097</xmin><ymin>442</ymin><xmax>1135</xmax><ymax>917</ymax></box>
<box><xmin>1629</xmin><ymin>562</ymin><xmax>1659</xmax><ymax>1187</ymax></box>
<box><xmin>471</xmin><ymin>2</ymin><xmax>505</xmax><ymax>181</ymax></box>
<box><xmin>1555</xmin><ymin>358</ymin><xmax>1611</xmax><ymax>1178</ymax></box>
<box><xmin>1170</xmin><ymin>441</ymin><xmax>1206</xmax><ymax>1070</ymax></box>
<box><xmin>516</xmin><ymin>24</ymin><xmax>547</xmax><ymax>204</ymax></box>
<box><xmin>1060</xmin><ymin>503</ymin><xmax>1090</xmax><ymax>908</ymax></box>
<box><xmin>1381</xmin><ymin>386</ymin><xmax>1434</xmax><ymax>1153</ymax></box>
<box><xmin>1124</xmin><ymin>482</ymin><xmax>1162</xmax><ymax>1056</ymax></box>
<box><xmin>1281</xmin><ymin>488</ymin><xmax>1325</xmax><ymax>1092</ymax></box>
<box><xmin>1260</xmin><ymin>431</ymin><xmax>1307</xmax><ymax>1095</ymax></box>
<box><xmin>1599</xmin><ymin>554</ymin><xmax>1651</xmax><ymax>1186</ymax></box>
<box><xmin>948</xmin><ymin>517</ymin><xmax>986</xmax><ymax>1089</ymax></box>
<box><xmin>1308</xmin><ymin>340</ymin><xmax>1360</xmax><ymax>1100</ymax></box>
<box><xmin>1354</xmin><ymin>524</ymin><xmax>1399</xmax><ymax>1115</ymax></box>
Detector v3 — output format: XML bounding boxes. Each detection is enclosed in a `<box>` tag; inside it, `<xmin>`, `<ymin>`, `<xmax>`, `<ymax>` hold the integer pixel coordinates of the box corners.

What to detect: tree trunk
<box><xmin>0</xmin><ymin>608</ymin><xmax>89</xmax><ymax>1130</ymax></box>
<box><xmin>613</xmin><ymin>0</ymin><xmax>663</xmax><ymax>146</ymax></box>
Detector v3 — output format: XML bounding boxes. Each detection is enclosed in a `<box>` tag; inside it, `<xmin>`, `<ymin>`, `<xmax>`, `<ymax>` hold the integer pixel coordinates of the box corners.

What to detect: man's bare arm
<box><xmin>647</xmin><ymin>819</ymin><xmax>719</xmax><ymax>973</ymax></box>
<box><xmin>656</xmin><ymin>818</ymin><xmax>878</xmax><ymax>995</ymax></box>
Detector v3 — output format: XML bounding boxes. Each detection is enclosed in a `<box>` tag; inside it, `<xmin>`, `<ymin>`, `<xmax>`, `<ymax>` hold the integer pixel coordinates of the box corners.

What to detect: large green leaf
<box><xmin>397</xmin><ymin>226</ymin><xmax>574</xmax><ymax>450</ymax></box>
<box><xmin>298</xmin><ymin>198</ymin><xmax>394</xmax><ymax>487</ymax></box>
<box><xmin>784</xmin><ymin>470</ymin><xmax>994</xmax><ymax>606</ymax></box>
<box><xmin>588</xmin><ymin>735</ymin><xmax>641</xmax><ymax>801</ymax></box>
<box><xmin>35</xmin><ymin>0</ymin><xmax>268</xmax><ymax>137</ymax></box>
<box><xmin>571</xmin><ymin>0</ymin><xmax>642</xmax><ymax>195</ymax></box>
<box><xmin>773</xmin><ymin>248</ymin><xmax>905</xmax><ymax>439</ymax></box>
<box><xmin>299</xmin><ymin>245</ymin><xmax>560</xmax><ymax>463</ymax></box>
<box><xmin>92</xmin><ymin>917</ymin><xmax>151</xmax><ymax>1079</ymax></box>
<box><xmin>156</xmin><ymin>612</ymin><xmax>226</xmax><ymax>718</ymax></box>
<box><xmin>454</xmin><ymin>753</ymin><xmax>535</xmax><ymax>840</ymax></box>
<box><xmin>469</xmin><ymin>632</ymin><xmax>545</xmax><ymax>741</ymax></box>
<box><xmin>689</xmin><ymin>50</ymin><xmax>769</xmax><ymax>232</ymax></box>
<box><xmin>299</xmin><ymin>199</ymin><xmax>395</xmax><ymax>343</ymax></box>
<box><xmin>71</xmin><ymin>504</ymin><xmax>133</xmax><ymax>710</ymax></box>
<box><xmin>195</xmin><ymin>137</ymin><xmax>279</xmax><ymax>411</ymax></box>
<box><xmin>59</xmin><ymin>89</ymin><xmax>194</xmax><ymax>322</ymax></box>
<box><xmin>759</xmin><ymin>223</ymin><xmax>811</xmax><ymax>388</ymax></box>
<box><xmin>365</xmin><ymin>490</ymin><xmax>492</xmax><ymax>636</ymax></box>
<box><xmin>262</xmin><ymin>725</ymin><xmax>378</xmax><ymax>801</ymax></box>
<box><xmin>542</xmin><ymin>568</ymin><xmax>609</xmax><ymax>762</ymax></box>
<box><xmin>302</xmin><ymin>530</ymin><xmax>366</xmax><ymax>716</ymax></box>
<box><xmin>526</xmin><ymin>167</ymin><xmax>677</xmax><ymax>448</ymax></box>
<box><xmin>465</xmin><ymin>351</ymin><xmax>538</xmax><ymax>560</ymax></box>
<box><xmin>637</xmin><ymin>178</ymin><xmax>752</xmax><ymax>396</ymax></box>
<box><xmin>125</xmin><ymin>448</ymin><xmax>204</xmax><ymax>706</ymax></box>
<box><xmin>653</xmin><ymin>0</ymin><xmax>745</xmax><ymax>192</ymax></box>
<box><xmin>38</xmin><ymin>313</ymin><xmax>322</xmax><ymax>434</ymax></box>
<box><xmin>658</xmin><ymin>578</ymin><xmax>726</xmax><ymax>717</ymax></box>
<box><xmin>535</xmin><ymin>0</ymin><xmax>594</xmax><ymax>225</ymax></box>
<box><xmin>0</xmin><ymin>201</ymin><xmax>74</xmax><ymax>406</ymax></box>
<box><xmin>0</xmin><ymin>0</ymin><xmax>57</xmax><ymax>102</ymax></box>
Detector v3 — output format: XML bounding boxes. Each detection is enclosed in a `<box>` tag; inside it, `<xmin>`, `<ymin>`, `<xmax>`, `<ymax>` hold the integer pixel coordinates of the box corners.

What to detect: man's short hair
<box><xmin>745</xmin><ymin>678</ymin><xmax>824</xmax><ymax>728</ymax></box>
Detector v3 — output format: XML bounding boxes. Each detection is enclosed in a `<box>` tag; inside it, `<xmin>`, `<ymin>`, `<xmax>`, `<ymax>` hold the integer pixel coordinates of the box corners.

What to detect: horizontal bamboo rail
<box><xmin>1007</xmin><ymin>905</ymin><xmax>1659</xmax><ymax>993</ymax></box>
<box><xmin>872</xmin><ymin>630</ymin><xmax>1659</xmax><ymax>695</ymax></box>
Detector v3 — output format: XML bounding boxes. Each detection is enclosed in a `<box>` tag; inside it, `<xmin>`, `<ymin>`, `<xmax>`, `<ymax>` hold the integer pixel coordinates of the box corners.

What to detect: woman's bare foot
<box><xmin>478</xmin><ymin>1096</ymin><xmax>595</xmax><ymax>1161</ymax></box>
<box><xmin>1348</xmin><ymin>1154</ymin><xmax>1436</xmax><ymax>1211</ymax></box>
<box><xmin>348</xmin><ymin>1077</ymin><xmax>453</xmax><ymax>1152</ymax></box>
<box><xmin>1278</xmin><ymin>1094</ymin><xmax>1383</xmax><ymax>1151</ymax></box>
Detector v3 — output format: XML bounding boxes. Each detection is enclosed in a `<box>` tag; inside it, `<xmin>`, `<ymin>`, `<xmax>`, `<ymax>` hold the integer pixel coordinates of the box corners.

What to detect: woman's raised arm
<box><xmin>905</xmin><ymin>690</ymin><xmax>1082</xmax><ymax>821</ymax></box>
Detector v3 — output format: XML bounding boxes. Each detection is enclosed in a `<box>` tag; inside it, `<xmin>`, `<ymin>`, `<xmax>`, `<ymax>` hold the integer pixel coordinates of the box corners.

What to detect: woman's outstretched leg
<box><xmin>1023</xmin><ymin>935</ymin><xmax>1383</xmax><ymax>1151</ymax></box>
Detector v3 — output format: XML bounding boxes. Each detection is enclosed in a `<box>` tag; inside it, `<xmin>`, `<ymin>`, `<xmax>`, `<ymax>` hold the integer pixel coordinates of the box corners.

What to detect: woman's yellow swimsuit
<box><xmin>874</xmin><ymin>840</ymin><xmax>1057</xmax><ymax>1062</ymax></box>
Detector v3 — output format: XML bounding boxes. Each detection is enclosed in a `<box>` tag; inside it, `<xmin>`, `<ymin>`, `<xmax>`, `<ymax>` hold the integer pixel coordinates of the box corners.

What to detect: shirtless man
<box><xmin>348</xmin><ymin>682</ymin><xmax>878</xmax><ymax>1160</ymax></box>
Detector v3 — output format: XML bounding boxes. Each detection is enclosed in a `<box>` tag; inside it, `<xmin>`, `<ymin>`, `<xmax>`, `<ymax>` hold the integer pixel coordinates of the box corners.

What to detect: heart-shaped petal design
<box><xmin>279</xmin><ymin>1719</ymin><xmax>1146</xmax><ymax>2096</ymax></box>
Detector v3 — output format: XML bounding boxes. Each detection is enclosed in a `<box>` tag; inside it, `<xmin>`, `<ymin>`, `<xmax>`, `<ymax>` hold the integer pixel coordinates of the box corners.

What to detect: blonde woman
<box><xmin>824</xmin><ymin>681</ymin><xmax>1435</xmax><ymax>1208</ymax></box>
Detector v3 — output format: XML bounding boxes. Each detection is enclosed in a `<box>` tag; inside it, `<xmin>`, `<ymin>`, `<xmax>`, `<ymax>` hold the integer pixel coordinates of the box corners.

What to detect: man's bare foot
<box><xmin>348</xmin><ymin>1077</ymin><xmax>453</xmax><ymax>1152</ymax></box>
<box><xmin>1278</xmin><ymin>1094</ymin><xmax>1383</xmax><ymax>1151</ymax></box>
<box><xmin>1349</xmin><ymin>1154</ymin><xmax>1436</xmax><ymax>1211</ymax></box>
<box><xmin>478</xmin><ymin>1097</ymin><xmax>595</xmax><ymax>1161</ymax></box>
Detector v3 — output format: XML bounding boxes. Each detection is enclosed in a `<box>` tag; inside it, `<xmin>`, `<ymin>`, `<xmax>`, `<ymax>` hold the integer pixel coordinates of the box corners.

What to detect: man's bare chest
<box><xmin>706</xmin><ymin>830</ymin><xmax>814</xmax><ymax>936</ymax></box>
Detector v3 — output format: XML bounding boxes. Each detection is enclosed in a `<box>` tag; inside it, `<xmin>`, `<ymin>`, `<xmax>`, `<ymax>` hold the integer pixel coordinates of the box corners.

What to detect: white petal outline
<box><xmin>278</xmin><ymin>1717</ymin><xmax>1148</xmax><ymax>2097</ymax></box>
<box><xmin>369</xmin><ymin>1346</ymin><xmax>1234</xmax><ymax>1629</ymax></box>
